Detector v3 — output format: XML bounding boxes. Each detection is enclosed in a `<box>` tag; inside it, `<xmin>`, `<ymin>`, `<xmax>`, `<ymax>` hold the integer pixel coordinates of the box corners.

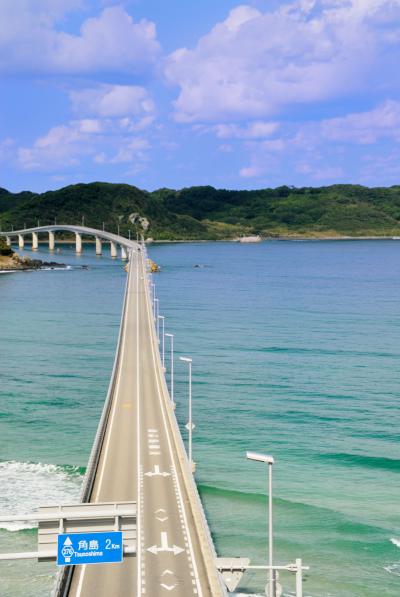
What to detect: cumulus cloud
<box><xmin>0</xmin><ymin>4</ymin><xmax>160</xmax><ymax>74</ymax></box>
<box><xmin>320</xmin><ymin>100</ymin><xmax>400</xmax><ymax>144</ymax></box>
<box><xmin>166</xmin><ymin>0</ymin><xmax>400</xmax><ymax>122</ymax></box>
<box><xmin>70</xmin><ymin>85</ymin><xmax>155</xmax><ymax>119</ymax></box>
<box><xmin>237</xmin><ymin>100</ymin><xmax>400</xmax><ymax>180</ymax></box>
<box><xmin>17</xmin><ymin>117</ymin><xmax>152</xmax><ymax>171</ymax></box>
<box><xmin>212</xmin><ymin>121</ymin><xmax>279</xmax><ymax>139</ymax></box>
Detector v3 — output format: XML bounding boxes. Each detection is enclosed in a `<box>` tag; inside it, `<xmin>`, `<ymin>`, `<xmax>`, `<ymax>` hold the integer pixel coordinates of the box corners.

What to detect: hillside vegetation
<box><xmin>2</xmin><ymin>182</ymin><xmax>400</xmax><ymax>240</ymax></box>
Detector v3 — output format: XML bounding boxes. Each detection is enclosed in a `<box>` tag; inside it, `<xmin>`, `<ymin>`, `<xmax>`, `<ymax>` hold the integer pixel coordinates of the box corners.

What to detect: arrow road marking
<box><xmin>145</xmin><ymin>465</ymin><xmax>171</xmax><ymax>477</ymax></box>
<box><xmin>161</xmin><ymin>584</ymin><xmax>176</xmax><ymax>591</ymax></box>
<box><xmin>147</xmin><ymin>532</ymin><xmax>184</xmax><ymax>556</ymax></box>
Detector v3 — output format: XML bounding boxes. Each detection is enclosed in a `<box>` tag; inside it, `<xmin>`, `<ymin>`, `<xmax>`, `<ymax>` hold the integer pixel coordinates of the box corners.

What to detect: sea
<box><xmin>0</xmin><ymin>239</ymin><xmax>399</xmax><ymax>597</ymax></box>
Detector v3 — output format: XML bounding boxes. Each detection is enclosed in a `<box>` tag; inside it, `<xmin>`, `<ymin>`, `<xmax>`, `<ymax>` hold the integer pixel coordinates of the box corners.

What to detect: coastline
<box><xmin>3</xmin><ymin>234</ymin><xmax>399</xmax><ymax>253</ymax></box>
<box><xmin>148</xmin><ymin>234</ymin><xmax>400</xmax><ymax>243</ymax></box>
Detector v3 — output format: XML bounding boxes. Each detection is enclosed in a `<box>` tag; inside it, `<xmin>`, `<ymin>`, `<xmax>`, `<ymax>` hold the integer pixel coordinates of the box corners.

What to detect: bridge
<box><xmin>1</xmin><ymin>224</ymin><xmax>135</xmax><ymax>259</ymax></box>
<box><xmin>1</xmin><ymin>226</ymin><xmax>227</xmax><ymax>596</ymax></box>
<box><xmin>0</xmin><ymin>226</ymin><xmax>308</xmax><ymax>597</ymax></box>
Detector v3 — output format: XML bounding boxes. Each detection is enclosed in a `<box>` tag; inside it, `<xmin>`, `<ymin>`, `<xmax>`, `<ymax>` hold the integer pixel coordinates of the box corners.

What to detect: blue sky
<box><xmin>1</xmin><ymin>0</ymin><xmax>400</xmax><ymax>193</ymax></box>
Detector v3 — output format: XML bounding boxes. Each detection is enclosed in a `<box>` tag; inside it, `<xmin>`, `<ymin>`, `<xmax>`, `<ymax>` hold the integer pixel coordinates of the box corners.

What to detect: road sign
<box><xmin>57</xmin><ymin>531</ymin><xmax>123</xmax><ymax>566</ymax></box>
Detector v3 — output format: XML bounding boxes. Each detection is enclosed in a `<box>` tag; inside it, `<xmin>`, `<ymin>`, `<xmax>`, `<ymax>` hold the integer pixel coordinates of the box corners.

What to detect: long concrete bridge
<box><xmin>1</xmin><ymin>224</ymin><xmax>134</xmax><ymax>259</ymax></box>
<box><xmin>1</xmin><ymin>226</ymin><xmax>227</xmax><ymax>596</ymax></box>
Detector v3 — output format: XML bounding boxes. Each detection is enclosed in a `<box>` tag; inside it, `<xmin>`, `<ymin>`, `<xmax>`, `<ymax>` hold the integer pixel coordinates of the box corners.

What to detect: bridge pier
<box><xmin>121</xmin><ymin>246</ymin><xmax>127</xmax><ymax>260</ymax></box>
<box><xmin>110</xmin><ymin>241</ymin><xmax>117</xmax><ymax>259</ymax></box>
<box><xmin>95</xmin><ymin>236</ymin><xmax>102</xmax><ymax>255</ymax></box>
<box><xmin>75</xmin><ymin>232</ymin><xmax>82</xmax><ymax>254</ymax></box>
<box><xmin>32</xmin><ymin>232</ymin><xmax>38</xmax><ymax>251</ymax></box>
<box><xmin>5</xmin><ymin>236</ymin><xmax>11</xmax><ymax>246</ymax></box>
<box><xmin>18</xmin><ymin>234</ymin><xmax>24</xmax><ymax>249</ymax></box>
<box><xmin>48</xmin><ymin>231</ymin><xmax>55</xmax><ymax>251</ymax></box>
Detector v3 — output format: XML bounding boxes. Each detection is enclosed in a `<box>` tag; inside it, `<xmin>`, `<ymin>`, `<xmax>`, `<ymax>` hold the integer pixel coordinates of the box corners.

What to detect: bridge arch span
<box><xmin>0</xmin><ymin>225</ymin><xmax>138</xmax><ymax>259</ymax></box>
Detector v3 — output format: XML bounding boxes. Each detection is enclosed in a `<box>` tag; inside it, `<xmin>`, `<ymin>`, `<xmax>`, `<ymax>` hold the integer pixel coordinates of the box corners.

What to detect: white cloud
<box><xmin>17</xmin><ymin>117</ymin><xmax>153</xmax><ymax>171</ymax></box>
<box><xmin>166</xmin><ymin>0</ymin><xmax>400</xmax><ymax>122</ymax></box>
<box><xmin>239</xmin><ymin>165</ymin><xmax>264</xmax><ymax>178</ymax></box>
<box><xmin>237</xmin><ymin>100</ymin><xmax>400</xmax><ymax>180</ymax></box>
<box><xmin>70</xmin><ymin>85</ymin><xmax>155</xmax><ymax>118</ymax></box>
<box><xmin>320</xmin><ymin>100</ymin><xmax>400</xmax><ymax>144</ymax></box>
<box><xmin>0</xmin><ymin>5</ymin><xmax>160</xmax><ymax>75</ymax></box>
<box><xmin>213</xmin><ymin>121</ymin><xmax>279</xmax><ymax>139</ymax></box>
<box><xmin>18</xmin><ymin>122</ymin><xmax>90</xmax><ymax>170</ymax></box>
<box><xmin>109</xmin><ymin>138</ymin><xmax>150</xmax><ymax>164</ymax></box>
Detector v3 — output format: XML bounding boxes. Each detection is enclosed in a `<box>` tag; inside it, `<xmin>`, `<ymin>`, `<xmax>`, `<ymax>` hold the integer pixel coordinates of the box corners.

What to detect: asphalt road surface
<box><xmin>67</xmin><ymin>249</ymin><xmax>222</xmax><ymax>597</ymax></box>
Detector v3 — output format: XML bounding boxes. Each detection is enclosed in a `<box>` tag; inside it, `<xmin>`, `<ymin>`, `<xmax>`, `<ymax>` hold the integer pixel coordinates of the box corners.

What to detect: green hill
<box><xmin>2</xmin><ymin>182</ymin><xmax>400</xmax><ymax>240</ymax></box>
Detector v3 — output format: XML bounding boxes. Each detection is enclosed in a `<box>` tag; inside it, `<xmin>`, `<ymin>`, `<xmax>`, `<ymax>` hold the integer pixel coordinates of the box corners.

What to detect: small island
<box><xmin>0</xmin><ymin>238</ymin><xmax>66</xmax><ymax>272</ymax></box>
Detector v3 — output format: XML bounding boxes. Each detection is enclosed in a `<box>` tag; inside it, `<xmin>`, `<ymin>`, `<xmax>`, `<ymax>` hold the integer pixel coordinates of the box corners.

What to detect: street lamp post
<box><xmin>246</xmin><ymin>452</ymin><xmax>275</xmax><ymax>597</ymax></box>
<box><xmin>158</xmin><ymin>315</ymin><xmax>165</xmax><ymax>367</ymax></box>
<box><xmin>179</xmin><ymin>357</ymin><xmax>195</xmax><ymax>472</ymax></box>
<box><xmin>165</xmin><ymin>333</ymin><xmax>174</xmax><ymax>406</ymax></box>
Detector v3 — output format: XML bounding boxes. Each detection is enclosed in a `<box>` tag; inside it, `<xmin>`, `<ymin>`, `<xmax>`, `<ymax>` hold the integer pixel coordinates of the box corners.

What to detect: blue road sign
<box><xmin>57</xmin><ymin>531</ymin><xmax>123</xmax><ymax>566</ymax></box>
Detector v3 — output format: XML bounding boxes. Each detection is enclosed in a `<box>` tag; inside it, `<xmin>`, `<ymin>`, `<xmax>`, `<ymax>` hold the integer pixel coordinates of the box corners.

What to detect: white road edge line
<box><xmin>140</xmin><ymin>252</ymin><xmax>203</xmax><ymax>597</ymax></box>
<box><xmin>136</xmin><ymin>254</ymin><xmax>143</xmax><ymax>596</ymax></box>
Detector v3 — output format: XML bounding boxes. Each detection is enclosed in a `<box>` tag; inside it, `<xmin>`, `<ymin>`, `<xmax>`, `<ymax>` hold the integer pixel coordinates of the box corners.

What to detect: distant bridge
<box><xmin>0</xmin><ymin>225</ymin><xmax>136</xmax><ymax>259</ymax></box>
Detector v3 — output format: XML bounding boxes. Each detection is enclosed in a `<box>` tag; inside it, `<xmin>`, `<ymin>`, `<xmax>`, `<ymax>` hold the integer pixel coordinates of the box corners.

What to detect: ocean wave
<box><xmin>319</xmin><ymin>452</ymin><xmax>400</xmax><ymax>472</ymax></box>
<box><xmin>0</xmin><ymin>460</ymin><xmax>83</xmax><ymax>531</ymax></box>
<box><xmin>384</xmin><ymin>563</ymin><xmax>400</xmax><ymax>576</ymax></box>
<box><xmin>390</xmin><ymin>538</ymin><xmax>400</xmax><ymax>548</ymax></box>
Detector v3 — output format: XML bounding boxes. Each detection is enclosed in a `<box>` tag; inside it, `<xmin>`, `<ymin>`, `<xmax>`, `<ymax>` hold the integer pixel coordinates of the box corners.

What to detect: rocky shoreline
<box><xmin>0</xmin><ymin>252</ymin><xmax>67</xmax><ymax>272</ymax></box>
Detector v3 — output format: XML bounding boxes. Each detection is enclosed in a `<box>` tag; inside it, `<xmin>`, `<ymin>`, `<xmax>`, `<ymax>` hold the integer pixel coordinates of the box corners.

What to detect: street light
<box><xmin>158</xmin><ymin>315</ymin><xmax>165</xmax><ymax>367</ymax></box>
<box><xmin>246</xmin><ymin>452</ymin><xmax>275</xmax><ymax>597</ymax></box>
<box><xmin>165</xmin><ymin>333</ymin><xmax>174</xmax><ymax>406</ymax></box>
<box><xmin>179</xmin><ymin>357</ymin><xmax>195</xmax><ymax>472</ymax></box>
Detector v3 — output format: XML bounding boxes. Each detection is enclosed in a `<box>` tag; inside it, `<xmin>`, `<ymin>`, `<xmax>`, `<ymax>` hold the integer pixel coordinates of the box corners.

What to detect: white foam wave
<box><xmin>384</xmin><ymin>563</ymin><xmax>400</xmax><ymax>576</ymax></box>
<box><xmin>0</xmin><ymin>461</ymin><xmax>83</xmax><ymax>531</ymax></box>
<box><xmin>390</xmin><ymin>537</ymin><xmax>400</xmax><ymax>548</ymax></box>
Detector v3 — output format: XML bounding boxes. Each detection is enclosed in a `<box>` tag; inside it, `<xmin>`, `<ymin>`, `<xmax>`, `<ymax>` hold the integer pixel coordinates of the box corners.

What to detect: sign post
<box><xmin>57</xmin><ymin>531</ymin><xmax>123</xmax><ymax>566</ymax></box>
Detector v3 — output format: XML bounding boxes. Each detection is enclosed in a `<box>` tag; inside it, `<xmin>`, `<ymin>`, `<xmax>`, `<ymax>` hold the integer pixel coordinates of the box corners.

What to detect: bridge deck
<box><xmin>65</xmin><ymin>249</ymin><xmax>223</xmax><ymax>596</ymax></box>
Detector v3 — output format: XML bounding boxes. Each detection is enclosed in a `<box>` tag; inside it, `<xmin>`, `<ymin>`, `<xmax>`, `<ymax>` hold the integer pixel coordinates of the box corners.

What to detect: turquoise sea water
<box><xmin>0</xmin><ymin>240</ymin><xmax>399</xmax><ymax>596</ymax></box>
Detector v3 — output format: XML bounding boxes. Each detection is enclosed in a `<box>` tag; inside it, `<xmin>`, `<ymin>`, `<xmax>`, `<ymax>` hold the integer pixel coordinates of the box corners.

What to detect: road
<box><xmin>66</xmin><ymin>248</ymin><xmax>223</xmax><ymax>596</ymax></box>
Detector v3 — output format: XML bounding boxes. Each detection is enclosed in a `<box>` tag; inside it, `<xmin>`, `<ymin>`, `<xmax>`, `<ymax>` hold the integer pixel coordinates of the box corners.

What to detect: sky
<box><xmin>1</xmin><ymin>0</ymin><xmax>400</xmax><ymax>193</ymax></box>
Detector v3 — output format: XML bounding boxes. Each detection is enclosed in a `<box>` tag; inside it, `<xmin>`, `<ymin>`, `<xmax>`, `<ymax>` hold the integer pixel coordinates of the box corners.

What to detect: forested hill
<box><xmin>2</xmin><ymin>182</ymin><xmax>400</xmax><ymax>240</ymax></box>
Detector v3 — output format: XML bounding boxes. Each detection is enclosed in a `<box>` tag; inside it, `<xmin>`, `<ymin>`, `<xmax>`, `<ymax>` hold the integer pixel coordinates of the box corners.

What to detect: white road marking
<box><xmin>141</xmin><ymin>253</ymin><xmax>203</xmax><ymax>597</ymax></box>
<box><xmin>155</xmin><ymin>508</ymin><xmax>168</xmax><ymax>522</ymax></box>
<box><xmin>147</xmin><ymin>532</ymin><xmax>184</xmax><ymax>555</ymax></box>
<box><xmin>145</xmin><ymin>465</ymin><xmax>171</xmax><ymax>477</ymax></box>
